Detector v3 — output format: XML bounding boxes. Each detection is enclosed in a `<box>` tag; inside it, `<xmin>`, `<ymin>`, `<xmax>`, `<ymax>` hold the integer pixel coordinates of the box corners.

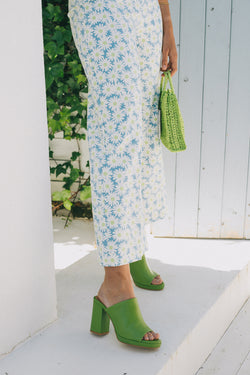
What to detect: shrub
<box><xmin>42</xmin><ymin>0</ymin><xmax>92</xmax><ymax>225</ymax></box>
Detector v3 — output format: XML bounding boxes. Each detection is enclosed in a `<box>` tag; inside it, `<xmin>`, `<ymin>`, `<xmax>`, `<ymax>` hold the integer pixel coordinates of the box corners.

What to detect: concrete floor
<box><xmin>0</xmin><ymin>217</ymin><xmax>249</xmax><ymax>375</ymax></box>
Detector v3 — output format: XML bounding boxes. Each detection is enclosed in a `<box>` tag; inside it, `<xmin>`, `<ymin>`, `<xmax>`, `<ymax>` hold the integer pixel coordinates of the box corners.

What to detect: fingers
<box><xmin>160</xmin><ymin>48</ymin><xmax>178</xmax><ymax>77</ymax></box>
<box><xmin>170</xmin><ymin>61</ymin><xmax>178</xmax><ymax>76</ymax></box>
<box><xmin>160</xmin><ymin>51</ymin><xmax>169</xmax><ymax>74</ymax></box>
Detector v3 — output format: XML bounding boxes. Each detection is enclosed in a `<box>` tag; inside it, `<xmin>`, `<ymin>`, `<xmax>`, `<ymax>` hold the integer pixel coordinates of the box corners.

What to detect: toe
<box><xmin>151</xmin><ymin>275</ymin><xmax>163</xmax><ymax>285</ymax></box>
<box><xmin>148</xmin><ymin>332</ymin><xmax>154</xmax><ymax>340</ymax></box>
<box><xmin>153</xmin><ymin>331</ymin><xmax>160</xmax><ymax>340</ymax></box>
<box><xmin>143</xmin><ymin>331</ymin><xmax>160</xmax><ymax>341</ymax></box>
<box><xmin>149</xmin><ymin>331</ymin><xmax>160</xmax><ymax>340</ymax></box>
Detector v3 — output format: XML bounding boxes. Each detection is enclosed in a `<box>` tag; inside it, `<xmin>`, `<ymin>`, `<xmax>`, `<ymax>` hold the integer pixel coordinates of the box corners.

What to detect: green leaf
<box><xmin>70</xmin><ymin>168</ymin><xmax>79</xmax><ymax>181</ymax></box>
<box><xmin>62</xmin><ymin>177</ymin><xmax>72</xmax><ymax>190</ymax></box>
<box><xmin>48</xmin><ymin>118</ymin><xmax>61</xmax><ymax>133</ymax></box>
<box><xmin>46</xmin><ymin>3</ymin><xmax>55</xmax><ymax>19</ymax></box>
<box><xmin>45</xmin><ymin>41</ymin><xmax>58</xmax><ymax>60</ymax></box>
<box><xmin>76</xmin><ymin>74</ymin><xmax>87</xmax><ymax>84</ymax></box>
<box><xmin>52</xmin><ymin>29</ymin><xmax>64</xmax><ymax>46</ymax></box>
<box><xmin>55</xmin><ymin>164</ymin><xmax>66</xmax><ymax>177</ymax></box>
<box><xmin>51</xmin><ymin>63</ymin><xmax>64</xmax><ymax>79</ymax></box>
<box><xmin>52</xmin><ymin>191</ymin><xmax>62</xmax><ymax>201</ymax></box>
<box><xmin>68</xmin><ymin>60</ymin><xmax>83</xmax><ymax>76</ymax></box>
<box><xmin>63</xmin><ymin>199</ymin><xmax>72</xmax><ymax>210</ymax></box>
<box><xmin>61</xmin><ymin>189</ymin><xmax>71</xmax><ymax>200</ymax></box>
<box><xmin>63</xmin><ymin>29</ymin><xmax>72</xmax><ymax>43</ymax></box>
<box><xmin>45</xmin><ymin>65</ymin><xmax>54</xmax><ymax>90</ymax></box>
<box><xmin>71</xmin><ymin>151</ymin><xmax>81</xmax><ymax>161</ymax></box>
<box><xmin>47</xmin><ymin>98</ymin><xmax>60</xmax><ymax>118</ymax></box>
<box><xmin>79</xmin><ymin>186</ymin><xmax>92</xmax><ymax>202</ymax></box>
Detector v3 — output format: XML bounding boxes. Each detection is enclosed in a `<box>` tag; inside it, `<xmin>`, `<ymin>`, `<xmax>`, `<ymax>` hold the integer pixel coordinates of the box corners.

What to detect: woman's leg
<box><xmin>68</xmin><ymin>0</ymin><xmax>153</xmax><ymax>267</ymax></box>
<box><xmin>68</xmin><ymin>0</ymin><xmax>161</xmax><ymax>341</ymax></box>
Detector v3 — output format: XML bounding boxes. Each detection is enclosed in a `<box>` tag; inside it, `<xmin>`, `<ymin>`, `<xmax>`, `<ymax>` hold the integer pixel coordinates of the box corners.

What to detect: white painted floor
<box><xmin>0</xmin><ymin>217</ymin><xmax>249</xmax><ymax>375</ymax></box>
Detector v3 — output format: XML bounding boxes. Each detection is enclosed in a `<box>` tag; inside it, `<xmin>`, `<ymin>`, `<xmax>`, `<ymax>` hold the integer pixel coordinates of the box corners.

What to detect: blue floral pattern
<box><xmin>68</xmin><ymin>0</ymin><xmax>168</xmax><ymax>266</ymax></box>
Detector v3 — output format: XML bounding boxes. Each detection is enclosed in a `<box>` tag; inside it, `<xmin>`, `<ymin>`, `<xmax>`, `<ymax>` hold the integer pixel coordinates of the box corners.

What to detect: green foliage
<box><xmin>79</xmin><ymin>186</ymin><xmax>92</xmax><ymax>201</ymax></box>
<box><xmin>42</xmin><ymin>0</ymin><xmax>92</xmax><ymax>220</ymax></box>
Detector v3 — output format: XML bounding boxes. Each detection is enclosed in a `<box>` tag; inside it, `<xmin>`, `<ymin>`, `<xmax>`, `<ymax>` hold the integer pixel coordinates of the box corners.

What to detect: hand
<box><xmin>160</xmin><ymin>28</ymin><xmax>178</xmax><ymax>78</ymax></box>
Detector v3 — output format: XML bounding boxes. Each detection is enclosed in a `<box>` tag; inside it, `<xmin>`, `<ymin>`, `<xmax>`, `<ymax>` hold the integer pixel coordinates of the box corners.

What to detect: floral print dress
<box><xmin>68</xmin><ymin>0</ymin><xmax>168</xmax><ymax>266</ymax></box>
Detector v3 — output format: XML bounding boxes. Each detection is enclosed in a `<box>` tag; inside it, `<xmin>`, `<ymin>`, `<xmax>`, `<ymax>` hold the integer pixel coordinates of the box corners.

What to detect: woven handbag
<box><xmin>159</xmin><ymin>70</ymin><xmax>186</xmax><ymax>152</ymax></box>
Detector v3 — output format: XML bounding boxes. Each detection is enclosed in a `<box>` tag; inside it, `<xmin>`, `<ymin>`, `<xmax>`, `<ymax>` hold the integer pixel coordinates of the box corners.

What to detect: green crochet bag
<box><xmin>159</xmin><ymin>70</ymin><xmax>186</xmax><ymax>152</ymax></box>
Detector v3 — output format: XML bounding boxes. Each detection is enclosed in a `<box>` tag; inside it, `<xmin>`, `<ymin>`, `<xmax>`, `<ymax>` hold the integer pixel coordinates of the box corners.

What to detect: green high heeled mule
<box><xmin>90</xmin><ymin>295</ymin><xmax>161</xmax><ymax>349</ymax></box>
<box><xmin>129</xmin><ymin>254</ymin><xmax>165</xmax><ymax>290</ymax></box>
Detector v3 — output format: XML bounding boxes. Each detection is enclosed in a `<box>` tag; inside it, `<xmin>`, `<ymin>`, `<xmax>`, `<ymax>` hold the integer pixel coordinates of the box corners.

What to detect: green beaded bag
<box><xmin>159</xmin><ymin>70</ymin><xmax>186</xmax><ymax>152</ymax></box>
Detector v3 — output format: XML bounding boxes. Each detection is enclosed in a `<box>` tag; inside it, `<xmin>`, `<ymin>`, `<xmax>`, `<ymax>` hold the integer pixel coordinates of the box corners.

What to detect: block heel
<box><xmin>90</xmin><ymin>296</ymin><xmax>110</xmax><ymax>335</ymax></box>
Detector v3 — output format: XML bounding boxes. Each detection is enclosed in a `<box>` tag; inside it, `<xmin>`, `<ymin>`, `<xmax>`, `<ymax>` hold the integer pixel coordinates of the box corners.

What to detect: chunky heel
<box><xmin>90</xmin><ymin>296</ymin><xmax>110</xmax><ymax>335</ymax></box>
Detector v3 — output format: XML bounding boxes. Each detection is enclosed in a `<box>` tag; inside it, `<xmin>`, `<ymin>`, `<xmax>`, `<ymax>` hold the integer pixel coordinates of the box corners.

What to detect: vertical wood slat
<box><xmin>221</xmin><ymin>0</ymin><xmax>250</xmax><ymax>239</ymax></box>
<box><xmin>174</xmin><ymin>0</ymin><xmax>206</xmax><ymax>237</ymax></box>
<box><xmin>198</xmin><ymin>0</ymin><xmax>231</xmax><ymax>237</ymax></box>
<box><xmin>153</xmin><ymin>0</ymin><xmax>181</xmax><ymax>237</ymax></box>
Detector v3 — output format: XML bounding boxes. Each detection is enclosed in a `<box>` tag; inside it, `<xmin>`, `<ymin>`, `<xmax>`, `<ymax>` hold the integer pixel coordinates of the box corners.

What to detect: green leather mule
<box><xmin>129</xmin><ymin>254</ymin><xmax>165</xmax><ymax>290</ymax></box>
<box><xmin>90</xmin><ymin>295</ymin><xmax>161</xmax><ymax>348</ymax></box>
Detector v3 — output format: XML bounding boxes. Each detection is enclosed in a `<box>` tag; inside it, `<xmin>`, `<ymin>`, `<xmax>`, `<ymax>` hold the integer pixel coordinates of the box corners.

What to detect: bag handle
<box><xmin>160</xmin><ymin>69</ymin><xmax>174</xmax><ymax>93</ymax></box>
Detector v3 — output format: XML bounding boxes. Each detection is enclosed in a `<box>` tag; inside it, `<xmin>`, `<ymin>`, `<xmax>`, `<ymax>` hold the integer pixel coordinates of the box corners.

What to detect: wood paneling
<box><xmin>152</xmin><ymin>0</ymin><xmax>250</xmax><ymax>239</ymax></box>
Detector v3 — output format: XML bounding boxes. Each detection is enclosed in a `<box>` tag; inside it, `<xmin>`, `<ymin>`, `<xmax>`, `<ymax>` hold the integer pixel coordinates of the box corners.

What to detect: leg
<box><xmin>68</xmin><ymin>0</ymin><xmax>160</xmax><ymax>342</ymax></box>
<box><xmin>68</xmin><ymin>0</ymin><xmax>150</xmax><ymax>267</ymax></box>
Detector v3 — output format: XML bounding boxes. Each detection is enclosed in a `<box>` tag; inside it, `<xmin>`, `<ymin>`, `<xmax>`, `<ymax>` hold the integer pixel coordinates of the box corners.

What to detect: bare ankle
<box><xmin>103</xmin><ymin>264</ymin><xmax>132</xmax><ymax>285</ymax></box>
<box><xmin>98</xmin><ymin>264</ymin><xmax>135</xmax><ymax>307</ymax></box>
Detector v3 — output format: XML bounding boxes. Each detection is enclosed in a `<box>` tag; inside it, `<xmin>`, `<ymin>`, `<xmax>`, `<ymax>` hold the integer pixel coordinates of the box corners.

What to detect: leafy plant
<box><xmin>42</xmin><ymin>0</ymin><xmax>92</xmax><ymax>225</ymax></box>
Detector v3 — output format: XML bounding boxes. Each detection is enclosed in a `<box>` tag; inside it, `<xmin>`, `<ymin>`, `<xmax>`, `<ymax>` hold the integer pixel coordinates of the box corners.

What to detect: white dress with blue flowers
<box><xmin>68</xmin><ymin>0</ymin><xmax>168</xmax><ymax>267</ymax></box>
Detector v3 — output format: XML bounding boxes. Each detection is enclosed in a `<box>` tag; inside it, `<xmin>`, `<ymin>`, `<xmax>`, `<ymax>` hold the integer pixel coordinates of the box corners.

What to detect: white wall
<box><xmin>0</xmin><ymin>0</ymin><xmax>57</xmax><ymax>356</ymax></box>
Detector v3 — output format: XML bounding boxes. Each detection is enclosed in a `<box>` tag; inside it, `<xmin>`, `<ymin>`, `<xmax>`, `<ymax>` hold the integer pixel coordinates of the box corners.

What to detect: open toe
<box><xmin>151</xmin><ymin>274</ymin><xmax>163</xmax><ymax>285</ymax></box>
<box><xmin>129</xmin><ymin>255</ymin><xmax>165</xmax><ymax>290</ymax></box>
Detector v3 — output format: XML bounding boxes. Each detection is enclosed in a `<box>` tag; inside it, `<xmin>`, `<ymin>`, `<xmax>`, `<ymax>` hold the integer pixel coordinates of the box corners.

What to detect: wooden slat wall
<box><xmin>152</xmin><ymin>0</ymin><xmax>250</xmax><ymax>239</ymax></box>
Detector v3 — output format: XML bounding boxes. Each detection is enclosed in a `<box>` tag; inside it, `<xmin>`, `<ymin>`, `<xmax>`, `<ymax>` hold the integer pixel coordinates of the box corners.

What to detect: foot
<box><xmin>97</xmin><ymin>267</ymin><xmax>160</xmax><ymax>342</ymax></box>
<box><xmin>130</xmin><ymin>254</ymin><xmax>164</xmax><ymax>288</ymax></box>
<box><xmin>151</xmin><ymin>274</ymin><xmax>163</xmax><ymax>285</ymax></box>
